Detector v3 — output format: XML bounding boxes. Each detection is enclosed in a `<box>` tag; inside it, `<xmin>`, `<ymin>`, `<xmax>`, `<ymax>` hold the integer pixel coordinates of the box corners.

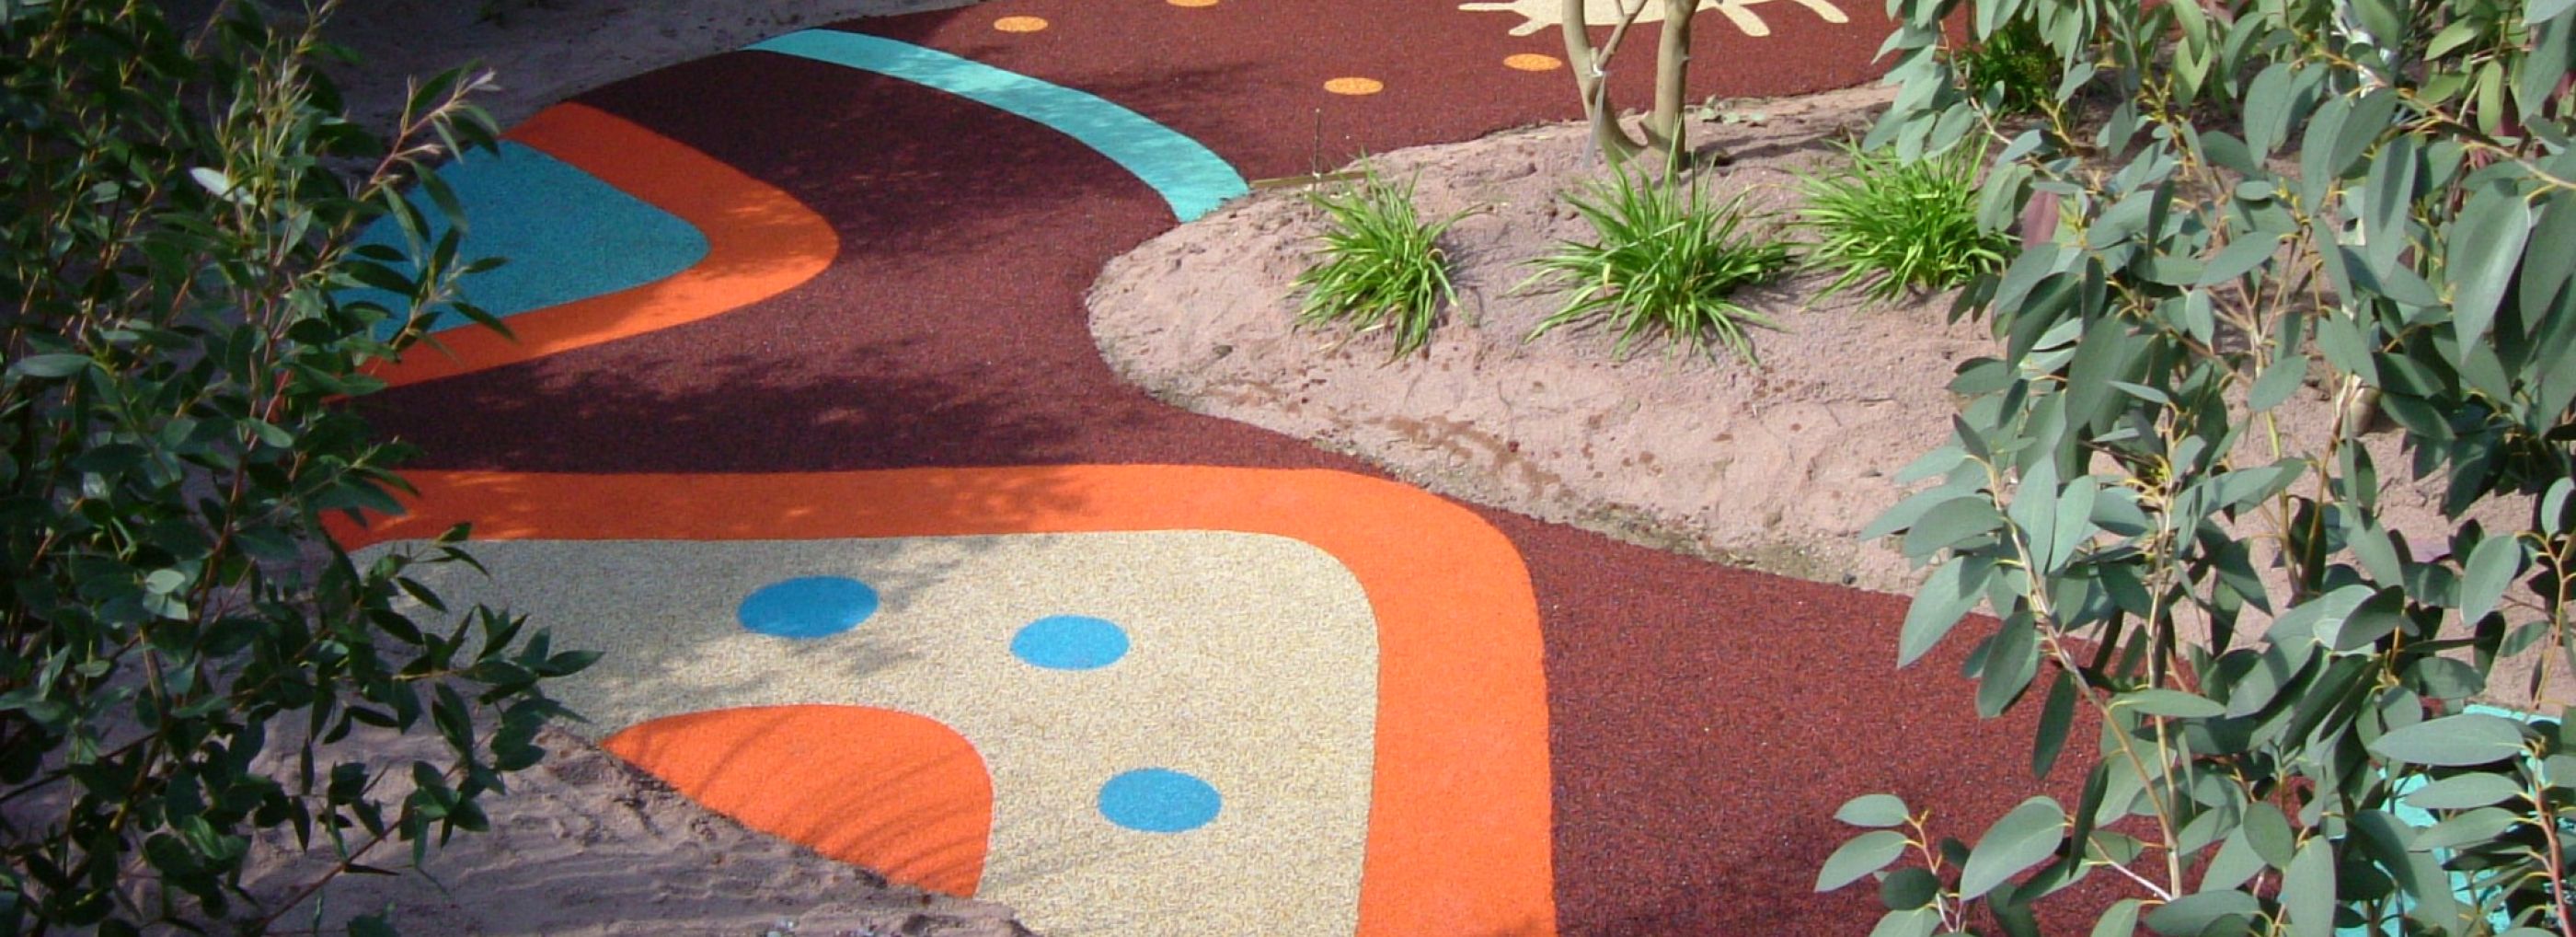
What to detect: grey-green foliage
<box><xmin>1</xmin><ymin>0</ymin><xmax>591</xmax><ymax>931</ymax></box>
<box><xmin>1822</xmin><ymin>0</ymin><xmax>2576</xmax><ymax>926</ymax></box>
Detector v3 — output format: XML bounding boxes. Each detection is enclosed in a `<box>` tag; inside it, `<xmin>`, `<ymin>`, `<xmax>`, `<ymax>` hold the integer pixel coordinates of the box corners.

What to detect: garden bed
<box><xmin>1089</xmin><ymin>87</ymin><xmax>2518</xmax><ymax>600</ymax></box>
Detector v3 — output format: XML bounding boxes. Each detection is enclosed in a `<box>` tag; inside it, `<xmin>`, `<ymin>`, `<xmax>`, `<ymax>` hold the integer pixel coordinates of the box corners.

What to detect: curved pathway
<box><xmin>334</xmin><ymin>4</ymin><xmax>2068</xmax><ymax>933</ymax></box>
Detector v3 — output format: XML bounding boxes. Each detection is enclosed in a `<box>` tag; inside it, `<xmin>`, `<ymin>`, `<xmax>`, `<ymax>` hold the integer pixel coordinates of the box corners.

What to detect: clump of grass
<box><xmin>1294</xmin><ymin>165</ymin><xmax>1468</xmax><ymax>358</ymax></box>
<box><xmin>1793</xmin><ymin>142</ymin><xmax>2009</xmax><ymax>304</ymax></box>
<box><xmin>1520</xmin><ymin>163</ymin><xmax>1792</xmax><ymax>364</ymax></box>
<box><xmin>1950</xmin><ymin>17</ymin><xmax>2062</xmax><ymax>116</ymax></box>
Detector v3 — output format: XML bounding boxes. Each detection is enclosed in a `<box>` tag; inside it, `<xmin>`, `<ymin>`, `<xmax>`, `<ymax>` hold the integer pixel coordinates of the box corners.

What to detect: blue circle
<box><xmin>1010</xmin><ymin>615</ymin><xmax>1130</xmax><ymax>670</ymax></box>
<box><xmin>737</xmin><ymin>575</ymin><xmax>879</xmax><ymax>639</ymax></box>
<box><xmin>1098</xmin><ymin>769</ymin><xmax>1221</xmax><ymax>833</ymax></box>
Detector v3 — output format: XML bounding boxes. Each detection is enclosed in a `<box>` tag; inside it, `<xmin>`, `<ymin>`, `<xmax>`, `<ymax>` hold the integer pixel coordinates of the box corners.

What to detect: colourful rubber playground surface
<box><xmin>332</xmin><ymin>3</ymin><xmax>2070</xmax><ymax>933</ymax></box>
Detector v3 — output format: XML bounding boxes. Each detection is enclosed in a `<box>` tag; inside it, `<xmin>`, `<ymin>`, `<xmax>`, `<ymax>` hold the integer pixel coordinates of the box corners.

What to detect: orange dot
<box><xmin>1324</xmin><ymin>76</ymin><xmax>1385</xmax><ymax>96</ymax></box>
<box><xmin>1505</xmin><ymin>53</ymin><xmax>1564</xmax><ymax>71</ymax></box>
<box><xmin>1168</xmin><ymin>0</ymin><xmax>1219</xmax><ymax>6</ymax></box>
<box><xmin>992</xmin><ymin>15</ymin><xmax>1048</xmax><ymax>31</ymax></box>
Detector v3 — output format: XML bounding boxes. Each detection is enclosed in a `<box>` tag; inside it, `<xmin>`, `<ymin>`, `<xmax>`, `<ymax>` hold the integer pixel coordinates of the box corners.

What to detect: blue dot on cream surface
<box><xmin>1098</xmin><ymin>769</ymin><xmax>1221</xmax><ymax>833</ymax></box>
<box><xmin>737</xmin><ymin>575</ymin><xmax>879</xmax><ymax>639</ymax></box>
<box><xmin>1010</xmin><ymin>615</ymin><xmax>1129</xmax><ymax>670</ymax></box>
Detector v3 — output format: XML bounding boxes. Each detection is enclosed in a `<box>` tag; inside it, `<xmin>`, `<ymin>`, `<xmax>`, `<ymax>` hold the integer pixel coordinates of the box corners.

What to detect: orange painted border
<box><xmin>369</xmin><ymin>103</ymin><xmax>838</xmax><ymax>388</ymax></box>
<box><xmin>330</xmin><ymin>466</ymin><xmax>1558</xmax><ymax>937</ymax></box>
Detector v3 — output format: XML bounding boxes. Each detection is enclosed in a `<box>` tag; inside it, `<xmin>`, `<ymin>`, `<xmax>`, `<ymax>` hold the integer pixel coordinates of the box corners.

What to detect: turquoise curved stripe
<box><xmin>749</xmin><ymin>29</ymin><xmax>1247</xmax><ymax>221</ymax></box>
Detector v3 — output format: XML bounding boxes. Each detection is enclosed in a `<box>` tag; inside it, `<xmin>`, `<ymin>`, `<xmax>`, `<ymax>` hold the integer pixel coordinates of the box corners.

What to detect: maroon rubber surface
<box><xmin>360</xmin><ymin>5</ymin><xmax>2100</xmax><ymax>932</ymax></box>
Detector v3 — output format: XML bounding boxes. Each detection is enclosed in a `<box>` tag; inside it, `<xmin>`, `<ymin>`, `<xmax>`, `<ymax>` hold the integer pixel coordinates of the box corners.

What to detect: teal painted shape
<box><xmin>748</xmin><ymin>29</ymin><xmax>1247</xmax><ymax>221</ymax></box>
<box><xmin>2349</xmin><ymin>703</ymin><xmax>2542</xmax><ymax>936</ymax></box>
<box><xmin>352</xmin><ymin>141</ymin><xmax>709</xmax><ymax>336</ymax></box>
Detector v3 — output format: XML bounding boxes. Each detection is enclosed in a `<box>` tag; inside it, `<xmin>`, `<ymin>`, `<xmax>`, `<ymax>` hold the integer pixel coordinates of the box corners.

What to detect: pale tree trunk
<box><xmin>1560</xmin><ymin>0</ymin><xmax>1646</xmax><ymax>163</ymax></box>
<box><xmin>1644</xmin><ymin>0</ymin><xmax>1694</xmax><ymax>156</ymax></box>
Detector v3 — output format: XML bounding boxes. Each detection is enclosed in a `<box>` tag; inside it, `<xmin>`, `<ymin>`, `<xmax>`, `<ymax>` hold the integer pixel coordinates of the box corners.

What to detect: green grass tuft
<box><xmin>1520</xmin><ymin>166</ymin><xmax>1792</xmax><ymax>365</ymax></box>
<box><xmin>1793</xmin><ymin>142</ymin><xmax>2010</xmax><ymax>304</ymax></box>
<box><xmin>1293</xmin><ymin>165</ymin><xmax>1467</xmax><ymax>359</ymax></box>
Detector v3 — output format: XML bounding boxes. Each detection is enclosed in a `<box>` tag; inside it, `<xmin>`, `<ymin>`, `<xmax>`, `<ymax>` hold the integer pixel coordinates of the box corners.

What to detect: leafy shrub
<box><xmin>1</xmin><ymin>0</ymin><xmax>590</xmax><ymax>931</ymax></box>
<box><xmin>1793</xmin><ymin>142</ymin><xmax>2009</xmax><ymax>303</ymax></box>
<box><xmin>1294</xmin><ymin>166</ymin><xmax>1466</xmax><ymax>359</ymax></box>
<box><xmin>1823</xmin><ymin>0</ymin><xmax>2576</xmax><ymax>926</ymax></box>
<box><xmin>1947</xmin><ymin>17</ymin><xmax>2061</xmax><ymax>116</ymax></box>
<box><xmin>1522</xmin><ymin>166</ymin><xmax>1792</xmax><ymax>364</ymax></box>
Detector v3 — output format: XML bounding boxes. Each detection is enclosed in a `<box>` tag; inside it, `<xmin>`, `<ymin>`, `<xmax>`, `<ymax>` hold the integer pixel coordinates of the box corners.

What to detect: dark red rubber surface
<box><xmin>360</xmin><ymin>5</ymin><xmax>2094</xmax><ymax>932</ymax></box>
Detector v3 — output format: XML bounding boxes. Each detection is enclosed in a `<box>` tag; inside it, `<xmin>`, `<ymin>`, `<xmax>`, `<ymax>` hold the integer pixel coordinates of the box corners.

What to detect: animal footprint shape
<box><xmin>1460</xmin><ymin>0</ymin><xmax>1851</xmax><ymax>38</ymax></box>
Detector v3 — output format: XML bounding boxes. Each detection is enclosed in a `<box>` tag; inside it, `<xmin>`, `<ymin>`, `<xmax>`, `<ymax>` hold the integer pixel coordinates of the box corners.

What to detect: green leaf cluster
<box><xmin>1294</xmin><ymin>164</ymin><xmax>1469</xmax><ymax>359</ymax></box>
<box><xmin>1521</xmin><ymin>162</ymin><xmax>1794</xmax><ymax>364</ymax></box>
<box><xmin>1795</xmin><ymin>141</ymin><xmax>2014</xmax><ymax>304</ymax></box>
<box><xmin>1949</xmin><ymin>17</ymin><xmax>2065</xmax><ymax>118</ymax></box>
<box><xmin>1825</xmin><ymin>0</ymin><xmax>2576</xmax><ymax>927</ymax></box>
<box><xmin>1</xmin><ymin>0</ymin><xmax>588</xmax><ymax>931</ymax></box>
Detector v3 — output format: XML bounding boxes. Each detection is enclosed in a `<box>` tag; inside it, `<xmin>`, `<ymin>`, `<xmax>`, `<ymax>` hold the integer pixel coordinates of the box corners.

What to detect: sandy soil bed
<box><xmin>1092</xmin><ymin>87</ymin><xmax>1961</xmax><ymax>591</ymax></box>
<box><xmin>1087</xmin><ymin>89</ymin><xmax>2529</xmax><ymax>607</ymax></box>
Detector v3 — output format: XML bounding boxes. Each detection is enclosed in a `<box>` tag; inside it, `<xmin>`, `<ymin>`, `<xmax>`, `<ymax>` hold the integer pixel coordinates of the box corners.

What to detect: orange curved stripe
<box><xmin>331</xmin><ymin>466</ymin><xmax>1558</xmax><ymax>936</ymax></box>
<box><xmin>370</xmin><ymin>103</ymin><xmax>838</xmax><ymax>387</ymax></box>
<box><xmin>601</xmin><ymin>705</ymin><xmax>994</xmax><ymax>897</ymax></box>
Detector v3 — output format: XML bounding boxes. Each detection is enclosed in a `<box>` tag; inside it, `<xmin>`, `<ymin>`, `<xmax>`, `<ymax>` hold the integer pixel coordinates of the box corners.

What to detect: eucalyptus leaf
<box><xmin>2145</xmin><ymin>889</ymin><xmax>2259</xmax><ymax>936</ymax></box>
<box><xmin>2371</xmin><ymin>713</ymin><xmax>2529</xmax><ymax>766</ymax></box>
<box><xmin>1819</xmin><ymin>830</ymin><xmax>1914</xmax><ymax>891</ymax></box>
<box><xmin>6</xmin><ymin>353</ymin><xmax>93</xmax><ymax>378</ymax></box>
<box><xmin>1869</xmin><ymin>908</ymin><xmax>1940</xmax><ymax>937</ymax></box>
<box><xmin>2447</xmin><ymin>184</ymin><xmax>2535</xmax><ymax>359</ymax></box>
<box><xmin>1901</xmin><ymin>553</ymin><xmax>1994</xmax><ymax>666</ymax></box>
<box><xmin>2248</xmin><ymin>353</ymin><xmax>2308</xmax><ymax>411</ymax></box>
<box><xmin>1837</xmin><ymin>793</ymin><xmax>1914</xmax><ymax>827</ymax></box>
<box><xmin>1882</xmin><ymin>865</ymin><xmax>1942</xmax><ymax>910</ymax></box>
<box><xmin>2459</xmin><ymin>532</ymin><xmax>2525</xmax><ymax>626</ymax></box>
<box><xmin>2243</xmin><ymin>801</ymin><xmax>2295</xmax><ymax>869</ymax></box>
<box><xmin>2283</xmin><ymin>837</ymin><xmax>2336</xmax><ymax>937</ymax></box>
<box><xmin>2410</xmin><ymin>806</ymin><xmax>2521</xmax><ymax>850</ymax></box>
<box><xmin>2088</xmin><ymin>899</ymin><xmax>2143</xmax><ymax>937</ymax></box>
<box><xmin>2401</xmin><ymin>772</ymin><xmax>2523</xmax><ymax>809</ymax></box>
<box><xmin>2033</xmin><ymin>669</ymin><xmax>2076</xmax><ymax>778</ymax></box>
<box><xmin>2116</xmin><ymin>688</ymin><xmax>2225</xmax><ymax>718</ymax></box>
<box><xmin>1958</xmin><ymin>797</ymin><xmax>2066</xmax><ymax>898</ymax></box>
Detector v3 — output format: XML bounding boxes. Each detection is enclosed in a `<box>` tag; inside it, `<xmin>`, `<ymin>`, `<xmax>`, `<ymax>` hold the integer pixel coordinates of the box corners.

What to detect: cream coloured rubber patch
<box><xmin>364</xmin><ymin>530</ymin><xmax>1377</xmax><ymax>937</ymax></box>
